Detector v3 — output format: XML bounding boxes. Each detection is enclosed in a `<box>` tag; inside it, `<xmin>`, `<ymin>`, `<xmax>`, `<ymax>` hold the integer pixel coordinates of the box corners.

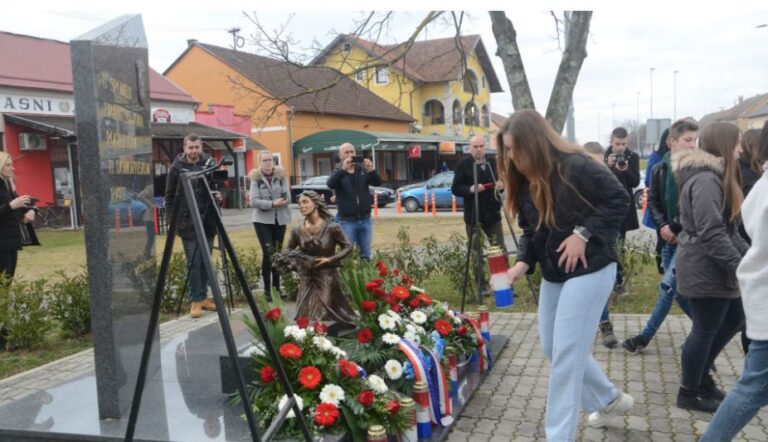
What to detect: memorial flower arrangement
<box><xmin>244</xmin><ymin>308</ymin><xmax>410</xmax><ymax>441</ymax></box>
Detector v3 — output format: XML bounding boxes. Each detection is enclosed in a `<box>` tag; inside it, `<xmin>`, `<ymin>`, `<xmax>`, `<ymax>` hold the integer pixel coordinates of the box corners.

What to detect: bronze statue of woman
<box><xmin>274</xmin><ymin>191</ymin><xmax>357</xmax><ymax>325</ymax></box>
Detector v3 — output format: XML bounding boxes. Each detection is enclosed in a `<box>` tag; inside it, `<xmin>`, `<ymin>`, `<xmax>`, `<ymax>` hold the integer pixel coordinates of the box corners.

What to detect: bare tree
<box><xmin>490</xmin><ymin>11</ymin><xmax>592</xmax><ymax>133</ymax></box>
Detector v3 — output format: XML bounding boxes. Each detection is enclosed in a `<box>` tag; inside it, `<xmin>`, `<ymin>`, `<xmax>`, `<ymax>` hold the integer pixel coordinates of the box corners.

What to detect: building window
<box><xmin>355</xmin><ymin>69</ymin><xmax>365</xmax><ymax>81</ymax></box>
<box><xmin>375</xmin><ymin>66</ymin><xmax>388</xmax><ymax>84</ymax></box>
<box><xmin>452</xmin><ymin>100</ymin><xmax>462</xmax><ymax>125</ymax></box>
<box><xmin>343</xmin><ymin>42</ymin><xmax>352</xmax><ymax>52</ymax></box>
<box><xmin>273</xmin><ymin>153</ymin><xmax>281</xmax><ymax>166</ymax></box>
<box><xmin>423</xmin><ymin>100</ymin><xmax>445</xmax><ymax>126</ymax></box>
<box><xmin>463</xmin><ymin>70</ymin><xmax>479</xmax><ymax>94</ymax></box>
<box><xmin>482</xmin><ymin>75</ymin><xmax>487</xmax><ymax>89</ymax></box>
<box><xmin>464</xmin><ymin>102</ymin><xmax>479</xmax><ymax>127</ymax></box>
<box><xmin>481</xmin><ymin>105</ymin><xmax>490</xmax><ymax>128</ymax></box>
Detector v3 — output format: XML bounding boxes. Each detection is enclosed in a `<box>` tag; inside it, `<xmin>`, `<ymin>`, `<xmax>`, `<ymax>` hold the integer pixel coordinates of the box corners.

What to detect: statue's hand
<box><xmin>314</xmin><ymin>257</ymin><xmax>332</xmax><ymax>268</ymax></box>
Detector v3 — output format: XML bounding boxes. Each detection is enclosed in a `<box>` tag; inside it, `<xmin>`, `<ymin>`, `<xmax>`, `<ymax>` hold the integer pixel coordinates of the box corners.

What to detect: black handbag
<box><xmin>19</xmin><ymin>223</ymin><xmax>40</xmax><ymax>246</ymax></box>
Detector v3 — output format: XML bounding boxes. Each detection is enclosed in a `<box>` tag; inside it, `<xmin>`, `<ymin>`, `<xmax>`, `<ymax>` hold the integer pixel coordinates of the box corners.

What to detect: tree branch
<box><xmin>489</xmin><ymin>11</ymin><xmax>535</xmax><ymax>111</ymax></box>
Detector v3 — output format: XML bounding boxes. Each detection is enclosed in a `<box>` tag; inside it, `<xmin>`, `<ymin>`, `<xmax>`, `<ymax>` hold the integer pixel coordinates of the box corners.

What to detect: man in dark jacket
<box><xmin>604</xmin><ymin>127</ymin><xmax>640</xmax><ymax>294</ymax></box>
<box><xmin>165</xmin><ymin>133</ymin><xmax>221</xmax><ymax>318</ymax></box>
<box><xmin>451</xmin><ymin>135</ymin><xmax>505</xmax><ymax>295</ymax></box>
<box><xmin>327</xmin><ymin>142</ymin><xmax>381</xmax><ymax>260</ymax></box>
<box><xmin>622</xmin><ymin>119</ymin><xmax>698</xmax><ymax>353</ymax></box>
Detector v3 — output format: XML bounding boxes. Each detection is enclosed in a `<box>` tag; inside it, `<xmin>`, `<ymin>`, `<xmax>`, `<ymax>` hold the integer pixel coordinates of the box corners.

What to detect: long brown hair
<box><xmin>741</xmin><ymin>129</ymin><xmax>763</xmax><ymax>176</ymax></box>
<box><xmin>496</xmin><ymin>109</ymin><xmax>589</xmax><ymax>229</ymax></box>
<box><xmin>698</xmin><ymin>122</ymin><xmax>743</xmax><ymax>222</ymax></box>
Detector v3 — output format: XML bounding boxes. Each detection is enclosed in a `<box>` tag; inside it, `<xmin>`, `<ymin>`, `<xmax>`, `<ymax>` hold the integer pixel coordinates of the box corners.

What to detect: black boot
<box><xmin>676</xmin><ymin>387</ymin><xmax>721</xmax><ymax>413</ymax></box>
<box><xmin>700</xmin><ymin>373</ymin><xmax>726</xmax><ymax>401</ymax></box>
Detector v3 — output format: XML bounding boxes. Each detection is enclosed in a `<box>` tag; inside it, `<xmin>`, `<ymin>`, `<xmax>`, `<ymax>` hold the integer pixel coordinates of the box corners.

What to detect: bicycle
<box><xmin>37</xmin><ymin>203</ymin><xmax>67</xmax><ymax>229</ymax></box>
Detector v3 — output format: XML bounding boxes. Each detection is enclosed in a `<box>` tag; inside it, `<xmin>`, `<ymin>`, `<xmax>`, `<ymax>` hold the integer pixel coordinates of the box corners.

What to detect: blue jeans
<box><xmin>539</xmin><ymin>263</ymin><xmax>620</xmax><ymax>441</ymax></box>
<box><xmin>338</xmin><ymin>218</ymin><xmax>372</xmax><ymax>260</ymax></box>
<box><xmin>639</xmin><ymin>244</ymin><xmax>692</xmax><ymax>341</ymax></box>
<box><xmin>181</xmin><ymin>236</ymin><xmax>214</xmax><ymax>302</ymax></box>
<box><xmin>702</xmin><ymin>340</ymin><xmax>768</xmax><ymax>441</ymax></box>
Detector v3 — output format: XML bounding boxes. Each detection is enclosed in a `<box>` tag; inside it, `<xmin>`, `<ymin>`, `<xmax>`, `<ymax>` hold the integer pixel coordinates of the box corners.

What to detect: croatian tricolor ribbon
<box><xmin>397</xmin><ymin>338</ymin><xmax>453</xmax><ymax>426</ymax></box>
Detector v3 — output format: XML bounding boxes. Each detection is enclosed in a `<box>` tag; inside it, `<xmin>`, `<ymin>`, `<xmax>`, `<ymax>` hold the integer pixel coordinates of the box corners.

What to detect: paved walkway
<box><xmin>448</xmin><ymin>313</ymin><xmax>766</xmax><ymax>442</ymax></box>
<box><xmin>2</xmin><ymin>312</ymin><xmax>762</xmax><ymax>441</ymax></box>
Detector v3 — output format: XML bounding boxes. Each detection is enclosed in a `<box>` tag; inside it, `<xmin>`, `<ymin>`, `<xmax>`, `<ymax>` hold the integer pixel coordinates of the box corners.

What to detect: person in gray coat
<box><xmin>249</xmin><ymin>151</ymin><xmax>291</xmax><ymax>301</ymax></box>
<box><xmin>675</xmin><ymin>122</ymin><xmax>749</xmax><ymax>413</ymax></box>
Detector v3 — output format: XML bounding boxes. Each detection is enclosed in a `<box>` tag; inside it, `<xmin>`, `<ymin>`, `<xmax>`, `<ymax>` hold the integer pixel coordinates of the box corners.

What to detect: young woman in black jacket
<box><xmin>0</xmin><ymin>152</ymin><xmax>35</xmax><ymax>282</ymax></box>
<box><xmin>501</xmin><ymin>110</ymin><xmax>633</xmax><ymax>440</ymax></box>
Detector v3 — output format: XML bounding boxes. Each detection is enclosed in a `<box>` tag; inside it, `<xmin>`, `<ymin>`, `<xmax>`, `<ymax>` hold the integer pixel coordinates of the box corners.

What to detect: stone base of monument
<box><xmin>0</xmin><ymin>317</ymin><xmax>508</xmax><ymax>442</ymax></box>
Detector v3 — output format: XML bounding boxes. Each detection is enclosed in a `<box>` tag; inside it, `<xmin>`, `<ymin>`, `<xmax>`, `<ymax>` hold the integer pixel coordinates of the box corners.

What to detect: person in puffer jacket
<box><xmin>675</xmin><ymin>122</ymin><xmax>749</xmax><ymax>414</ymax></box>
<box><xmin>503</xmin><ymin>110</ymin><xmax>633</xmax><ymax>441</ymax></box>
<box><xmin>702</xmin><ymin>121</ymin><xmax>768</xmax><ymax>441</ymax></box>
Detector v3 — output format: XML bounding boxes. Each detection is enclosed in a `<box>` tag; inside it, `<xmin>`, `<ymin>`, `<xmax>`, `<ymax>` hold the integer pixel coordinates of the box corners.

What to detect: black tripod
<box><xmin>126</xmin><ymin>165</ymin><xmax>310</xmax><ymax>442</ymax></box>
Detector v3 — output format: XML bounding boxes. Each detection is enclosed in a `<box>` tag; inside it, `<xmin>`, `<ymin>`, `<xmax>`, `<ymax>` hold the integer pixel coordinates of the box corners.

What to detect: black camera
<box><xmin>29</xmin><ymin>197</ymin><xmax>39</xmax><ymax>205</ymax></box>
<box><xmin>352</xmin><ymin>156</ymin><xmax>364</xmax><ymax>164</ymax></box>
<box><xmin>615</xmin><ymin>154</ymin><xmax>627</xmax><ymax>168</ymax></box>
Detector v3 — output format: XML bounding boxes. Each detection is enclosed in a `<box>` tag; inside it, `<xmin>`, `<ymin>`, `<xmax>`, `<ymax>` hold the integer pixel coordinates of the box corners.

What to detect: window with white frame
<box><xmin>375</xmin><ymin>66</ymin><xmax>388</xmax><ymax>84</ymax></box>
<box><xmin>355</xmin><ymin>69</ymin><xmax>365</xmax><ymax>81</ymax></box>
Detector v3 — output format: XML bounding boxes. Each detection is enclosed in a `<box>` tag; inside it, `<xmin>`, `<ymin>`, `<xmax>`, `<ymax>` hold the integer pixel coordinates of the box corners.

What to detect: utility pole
<box><xmin>227</xmin><ymin>27</ymin><xmax>244</xmax><ymax>51</ymax></box>
<box><xmin>636</xmin><ymin>91</ymin><xmax>642</xmax><ymax>155</ymax></box>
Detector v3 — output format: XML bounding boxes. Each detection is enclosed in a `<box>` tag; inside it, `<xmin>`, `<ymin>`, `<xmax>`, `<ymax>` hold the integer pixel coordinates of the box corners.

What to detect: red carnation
<box><xmin>338</xmin><ymin>359</ymin><xmax>359</xmax><ymax>378</ymax></box>
<box><xmin>418</xmin><ymin>294</ymin><xmax>433</xmax><ymax>305</ymax></box>
<box><xmin>373</xmin><ymin>288</ymin><xmax>388</xmax><ymax>299</ymax></box>
<box><xmin>314</xmin><ymin>402</ymin><xmax>340</xmax><ymax>427</ymax></box>
<box><xmin>266</xmin><ymin>308</ymin><xmax>281</xmax><ymax>322</ymax></box>
<box><xmin>260</xmin><ymin>366</ymin><xmax>276</xmax><ymax>384</ymax></box>
<box><xmin>357</xmin><ymin>390</ymin><xmax>375</xmax><ymax>407</ymax></box>
<box><xmin>401</xmin><ymin>276</ymin><xmax>413</xmax><ymax>285</ymax></box>
<box><xmin>279</xmin><ymin>343</ymin><xmax>302</xmax><ymax>359</ymax></box>
<box><xmin>409</xmin><ymin>299</ymin><xmax>420</xmax><ymax>309</ymax></box>
<box><xmin>390</xmin><ymin>303</ymin><xmax>402</xmax><ymax>313</ymax></box>
<box><xmin>392</xmin><ymin>268</ymin><xmax>400</xmax><ymax>276</ymax></box>
<box><xmin>296</xmin><ymin>316</ymin><xmax>309</xmax><ymax>329</ymax></box>
<box><xmin>357</xmin><ymin>327</ymin><xmax>374</xmax><ymax>344</ymax></box>
<box><xmin>298</xmin><ymin>366</ymin><xmax>322</xmax><ymax>390</ymax></box>
<box><xmin>365</xmin><ymin>279</ymin><xmax>384</xmax><ymax>292</ymax></box>
<box><xmin>434</xmin><ymin>319</ymin><xmax>453</xmax><ymax>337</ymax></box>
<box><xmin>361</xmin><ymin>300</ymin><xmax>377</xmax><ymax>313</ymax></box>
<box><xmin>392</xmin><ymin>286</ymin><xmax>411</xmax><ymax>301</ymax></box>
<box><xmin>313</xmin><ymin>322</ymin><xmax>328</xmax><ymax>334</ymax></box>
<box><xmin>386</xmin><ymin>400</ymin><xmax>401</xmax><ymax>415</ymax></box>
<box><xmin>376</xmin><ymin>260</ymin><xmax>388</xmax><ymax>276</ymax></box>
<box><xmin>457</xmin><ymin>326</ymin><xmax>468</xmax><ymax>336</ymax></box>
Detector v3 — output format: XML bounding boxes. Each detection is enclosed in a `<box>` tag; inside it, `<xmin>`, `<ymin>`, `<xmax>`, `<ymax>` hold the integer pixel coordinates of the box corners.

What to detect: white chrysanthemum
<box><xmin>277</xmin><ymin>394</ymin><xmax>304</xmax><ymax>418</ymax></box>
<box><xmin>384</xmin><ymin>360</ymin><xmax>403</xmax><ymax>380</ymax></box>
<box><xmin>312</xmin><ymin>335</ymin><xmax>334</xmax><ymax>352</ymax></box>
<box><xmin>330</xmin><ymin>346</ymin><xmax>348</xmax><ymax>359</ymax></box>
<box><xmin>387</xmin><ymin>310</ymin><xmax>403</xmax><ymax>323</ymax></box>
<box><xmin>404</xmin><ymin>330</ymin><xmax>421</xmax><ymax>345</ymax></box>
<box><xmin>452</xmin><ymin>316</ymin><xmax>463</xmax><ymax>325</ymax></box>
<box><xmin>367</xmin><ymin>374</ymin><xmax>388</xmax><ymax>394</ymax></box>
<box><xmin>410</xmin><ymin>310</ymin><xmax>427</xmax><ymax>325</ymax></box>
<box><xmin>382</xmin><ymin>333</ymin><xmax>401</xmax><ymax>345</ymax></box>
<box><xmin>318</xmin><ymin>383</ymin><xmax>345</xmax><ymax>406</ymax></box>
<box><xmin>409</xmin><ymin>285</ymin><xmax>426</xmax><ymax>293</ymax></box>
<box><xmin>378</xmin><ymin>313</ymin><xmax>396</xmax><ymax>330</ymax></box>
<box><xmin>283</xmin><ymin>325</ymin><xmax>307</xmax><ymax>342</ymax></box>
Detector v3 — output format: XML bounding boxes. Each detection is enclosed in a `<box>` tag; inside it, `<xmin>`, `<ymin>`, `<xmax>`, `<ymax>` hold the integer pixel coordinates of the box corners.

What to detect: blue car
<box><xmin>397</xmin><ymin>172</ymin><xmax>464</xmax><ymax>212</ymax></box>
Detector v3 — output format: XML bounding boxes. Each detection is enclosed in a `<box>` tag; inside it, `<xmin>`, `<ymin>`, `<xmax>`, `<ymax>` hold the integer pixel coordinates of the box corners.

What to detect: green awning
<box><xmin>293</xmin><ymin>129</ymin><xmax>469</xmax><ymax>155</ymax></box>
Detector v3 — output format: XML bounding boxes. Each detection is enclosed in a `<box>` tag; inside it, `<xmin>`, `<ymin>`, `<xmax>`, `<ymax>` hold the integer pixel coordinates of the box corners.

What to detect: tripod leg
<box><xmin>502</xmin><ymin>210</ymin><xmax>539</xmax><ymax>306</ymax></box>
<box><xmin>460</xmin><ymin>227</ymin><xmax>475</xmax><ymax>314</ymax></box>
<box><xmin>175</xmin><ymin>244</ymin><xmax>197</xmax><ymax>316</ymax></box>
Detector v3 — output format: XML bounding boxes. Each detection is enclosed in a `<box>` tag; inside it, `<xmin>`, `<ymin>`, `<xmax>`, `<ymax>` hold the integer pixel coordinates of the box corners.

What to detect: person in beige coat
<box><xmin>249</xmin><ymin>151</ymin><xmax>291</xmax><ymax>301</ymax></box>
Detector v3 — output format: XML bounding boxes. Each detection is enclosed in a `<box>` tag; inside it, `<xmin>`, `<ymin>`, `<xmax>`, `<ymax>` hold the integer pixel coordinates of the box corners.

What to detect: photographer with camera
<box><xmin>604</xmin><ymin>127</ymin><xmax>640</xmax><ymax>293</ymax></box>
<box><xmin>326</xmin><ymin>142</ymin><xmax>381</xmax><ymax>260</ymax></box>
<box><xmin>165</xmin><ymin>133</ymin><xmax>223</xmax><ymax>319</ymax></box>
<box><xmin>0</xmin><ymin>152</ymin><xmax>36</xmax><ymax>283</ymax></box>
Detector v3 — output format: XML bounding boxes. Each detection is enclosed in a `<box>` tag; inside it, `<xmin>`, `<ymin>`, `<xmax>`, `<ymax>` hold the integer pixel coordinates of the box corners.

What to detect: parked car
<box><xmin>397</xmin><ymin>171</ymin><xmax>464</xmax><ymax>212</ymax></box>
<box><xmin>290</xmin><ymin>175</ymin><xmax>395</xmax><ymax>207</ymax></box>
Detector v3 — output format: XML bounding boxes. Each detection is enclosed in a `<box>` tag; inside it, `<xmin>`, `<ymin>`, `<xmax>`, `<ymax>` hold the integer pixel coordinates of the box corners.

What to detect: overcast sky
<box><xmin>2</xmin><ymin>2</ymin><xmax>767</xmax><ymax>145</ymax></box>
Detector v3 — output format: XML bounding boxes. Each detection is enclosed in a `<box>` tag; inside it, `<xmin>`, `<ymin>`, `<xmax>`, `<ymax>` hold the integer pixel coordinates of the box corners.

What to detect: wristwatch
<box><xmin>573</xmin><ymin>225</ymin><xmax>591</xmax><ymax>242</ymax></box>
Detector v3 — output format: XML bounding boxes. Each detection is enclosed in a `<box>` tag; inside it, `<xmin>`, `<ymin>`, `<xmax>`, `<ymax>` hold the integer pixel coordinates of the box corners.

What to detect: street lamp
<box><xmin>650</xmin><ymin>67</ymin><xmax>656</xmax><ymax>119</ymax></box>
<box><xmin>673</xmin><ymin>70</ymin><xmax>679</xmax><ymax>121</ymax></box>
<box><xmin>636</xmin><ymin>91</ymin><xmax>642</xmax><ymax>154</ymax></box>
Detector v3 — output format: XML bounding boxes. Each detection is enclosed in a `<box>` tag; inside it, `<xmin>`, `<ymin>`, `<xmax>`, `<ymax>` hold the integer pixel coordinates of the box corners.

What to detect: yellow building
<box><xmin>164</xmin><ymin>41</ymin><xmax>414</xmax><ymax>182</ymax></box>
<box><xmin>312</xmin><ymin>34</ymin><xmax>504</xmax><ymax>142</ymax></box>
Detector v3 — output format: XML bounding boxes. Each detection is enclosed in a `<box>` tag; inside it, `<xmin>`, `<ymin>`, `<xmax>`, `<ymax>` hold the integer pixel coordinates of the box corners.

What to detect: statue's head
<box><xmin>297</xmin><ymin>191</ymin><xmax>333</xmax><ymax>221</ymax></box>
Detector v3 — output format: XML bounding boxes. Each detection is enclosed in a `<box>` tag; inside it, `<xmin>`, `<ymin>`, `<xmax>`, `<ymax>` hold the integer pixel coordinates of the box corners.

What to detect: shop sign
<box><xmin>408</xmin><ymin>145</ymin><xmax>421</xmax><ymax>159</ymax></box>
<box><xmin>439</xmin><ymin>141</ymin><xmax>456</xmax><ymax>155</ymax></box>
<box><xmin>152</xmin><ymin>108</ymin><xmax>171</xmax><ymax>123</ymax></box>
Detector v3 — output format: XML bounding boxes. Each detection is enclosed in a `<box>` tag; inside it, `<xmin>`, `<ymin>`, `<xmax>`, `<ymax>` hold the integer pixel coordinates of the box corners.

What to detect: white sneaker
<box><xmin>586</xmin><ymin>392</ymin><xmax>634</xmax><ymax>427</ymax></box>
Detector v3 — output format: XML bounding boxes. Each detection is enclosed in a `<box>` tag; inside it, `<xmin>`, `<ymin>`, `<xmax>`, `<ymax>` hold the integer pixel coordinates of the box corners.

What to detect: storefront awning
<box><xmin>293</xmin><ymin>129</ymin><xmax>469</xmax><ymax>155</ymax></box>
<box><xmin>3</xmin><ymin>114</ymin><xmax>261</xmax><ymax>149</ymax></box>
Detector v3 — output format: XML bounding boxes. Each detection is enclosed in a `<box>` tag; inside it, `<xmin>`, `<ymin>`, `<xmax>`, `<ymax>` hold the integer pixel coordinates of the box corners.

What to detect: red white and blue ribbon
<box><xmin>459</xmin><ymin>315</ymin><xmax>487</xmax><ymax>373</ymax></box>
<box><xmin>421</xmin><ymin>344</ymin><xmax>453</xmax><ymax>420</ymax></box>
<box><xmin>397</xmin><ymin>338</ymin><xmax>453</xmax><ymax>426</ymax></box>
